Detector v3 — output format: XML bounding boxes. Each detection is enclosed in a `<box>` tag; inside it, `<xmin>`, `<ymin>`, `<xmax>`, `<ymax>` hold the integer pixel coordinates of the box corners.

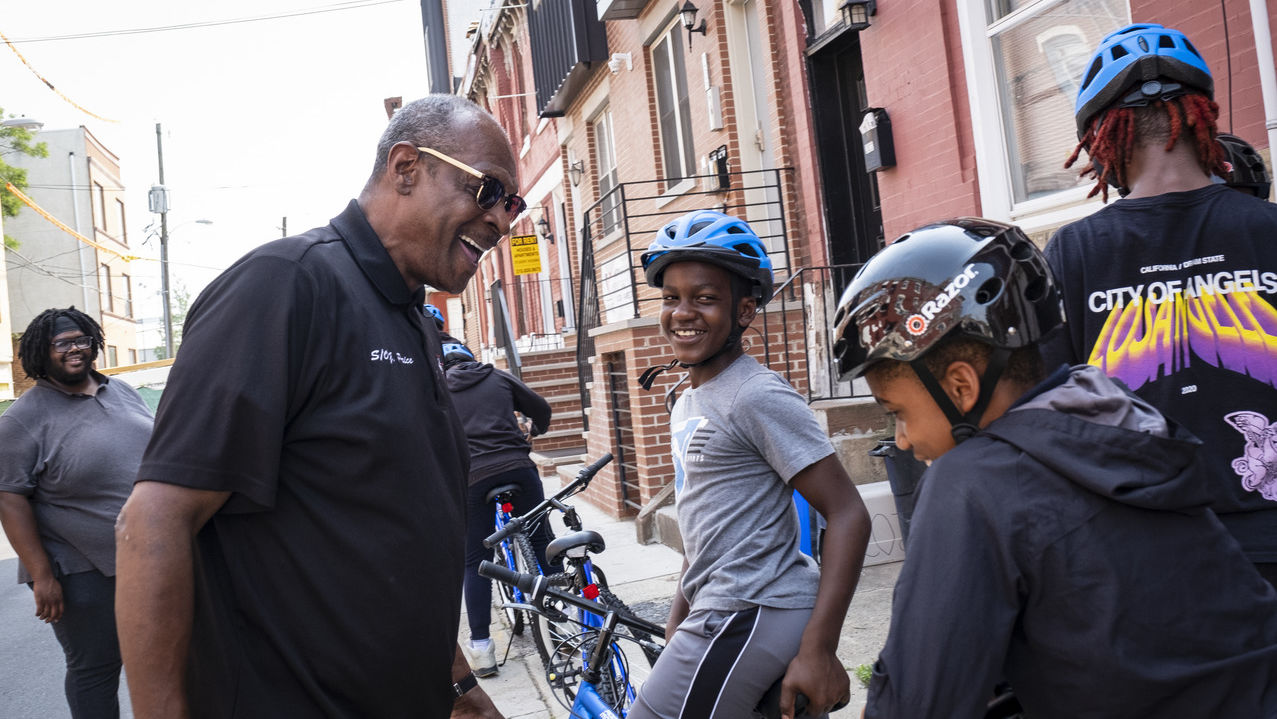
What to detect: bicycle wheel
<box><xmin>495</xmin><ymin>539</ymin><xmax>525</xmax><ymax>636</ymax></box>
<box><xmin>596</xmin><ymin>584</ymin><xmax>662</xmax><ymax>669</ymax></box>
<box><xmin>528</xmin><ymin>551</ymin><xmax>572</xmax><ymax>667</ymax></box>
<box><xmin>511</xmin><ymin>533</ymin><xmax>543</xmax><ymax>635</ymax></box>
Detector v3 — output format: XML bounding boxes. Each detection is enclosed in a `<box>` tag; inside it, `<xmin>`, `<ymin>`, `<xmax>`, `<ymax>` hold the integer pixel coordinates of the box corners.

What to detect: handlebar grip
<box><xmin>483</xmin><ymin>517</ymin><xmax>523</xmax><ymax>549</ymax></box>
<box><xmin>478</xmin><ymin>560</ymin><xmax>538</xmax><ymax>594</ymax></box>
<box><xmin>577</xmin><ymin>453</ymin><xmax>614</xmax><ymax>481</ymax></box>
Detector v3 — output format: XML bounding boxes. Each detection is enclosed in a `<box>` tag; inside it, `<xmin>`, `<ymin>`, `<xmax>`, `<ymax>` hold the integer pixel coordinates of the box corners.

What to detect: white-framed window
<box><xmin>593</xmin><ymin>107</ymin><xmax>622</xmax><ymax>235</ymax></box>
<box><xmin>651</xmin><ymin>22</ymin><xmax>696</xmax><ymax>184</ymax></box>
<box><xmin>958</xmin><ymin>0</ymin><xmax>1129</xmax><ymax>231</ymax></box>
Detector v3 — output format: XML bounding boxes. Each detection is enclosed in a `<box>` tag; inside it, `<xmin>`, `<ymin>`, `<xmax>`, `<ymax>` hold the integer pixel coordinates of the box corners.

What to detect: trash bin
<box><xmin>869</xmin><ymin>438</ymin><xmax>927</xmax><ymax>548</ymax></box>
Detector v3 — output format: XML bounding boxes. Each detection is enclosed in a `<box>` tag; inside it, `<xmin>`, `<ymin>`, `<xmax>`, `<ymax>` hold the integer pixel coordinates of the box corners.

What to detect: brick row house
<box><xmin>428</xmin><ymin>0</ymin><xmax>1277</xmax><ymax>535</ymax></box>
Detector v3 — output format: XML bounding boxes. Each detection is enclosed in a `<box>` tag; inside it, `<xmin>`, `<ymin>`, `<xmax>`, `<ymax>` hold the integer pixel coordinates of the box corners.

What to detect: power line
<box><xmin>3</xmin><ymin>0</ymin><xmax>406</xmax><ymax>44</ymax></box>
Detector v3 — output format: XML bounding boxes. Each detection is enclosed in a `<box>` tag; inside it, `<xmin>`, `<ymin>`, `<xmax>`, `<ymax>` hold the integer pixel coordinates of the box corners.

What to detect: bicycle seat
<box><xmin>546</xmin><ymin>530</ymin><xmax>606</xmax><ymax>566</ymax></box>
<box><xmin>484</xmin><ymin>483</ymin><xmax>523</xmax><ymax>505</ymax></box>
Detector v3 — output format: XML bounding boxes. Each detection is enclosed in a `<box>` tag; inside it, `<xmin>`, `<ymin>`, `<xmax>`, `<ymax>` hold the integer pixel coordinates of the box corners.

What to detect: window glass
<box><xmin>652</xmin><ymin>25</ymin><xmax>696</xmax><ymax>182</ymax></box>
<box><xmin>99</xmin><ymin>264</ymin><xmax>113</xmax><ymax>313</ymax></box>
<box><xmin>593</xmin><ymin>109</ymin><xmax>621</xmax><ymax>235</ymax></box>
<box><xmin>115</xmin><ymin>198</ymin><xmax>127</xmax><ymax>241</ymax></box>
<box><xmin>989</xmin><ymin>0</ymin><xmax>1129</xmax><ymax>202</ymax></box>
<box><xmin>986</xmin><ymin>0</ymin><xmax>1035</xmax><ymax>22</ymax></box>
<box><xmin>92</xmin><ymin>181</ymin><xmax>106</xmax><ymax>231</ymax></box>
<box><xmin>121</xmin><ymin>273</ymin><xmax>133</xmax><ymax>318</ymax></box>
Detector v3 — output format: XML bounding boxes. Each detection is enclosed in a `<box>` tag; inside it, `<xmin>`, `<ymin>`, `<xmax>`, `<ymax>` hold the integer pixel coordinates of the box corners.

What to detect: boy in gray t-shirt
<box><xmin>632</xmin><ymin>210</ymin><xmax>871</xmax><ymax>719</ymax></box>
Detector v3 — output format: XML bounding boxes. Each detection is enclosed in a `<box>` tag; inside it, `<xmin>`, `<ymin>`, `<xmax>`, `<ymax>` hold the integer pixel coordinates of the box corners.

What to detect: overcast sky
<box><xmin>2</xmin><ymin>0</ymin><xmax>443</xmax><ymax>309</ymax></box>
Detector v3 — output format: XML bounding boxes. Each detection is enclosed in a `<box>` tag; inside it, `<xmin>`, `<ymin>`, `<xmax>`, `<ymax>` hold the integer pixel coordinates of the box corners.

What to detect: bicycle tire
<box><xmin>530</xmin><ymin>578</ymin><xmax>574</xmax><ymax>669</ymax></box>
<box><xmin>511</xmin><ymin>533</ymin><xmax>542</xmax><ymax>635</ymax></box>
<box><xmin>495</xmin><ymin>539</ymin><xmax>525</xmax><ymax>636</ymax></box>
<box><xmin>596</xmin><ymin>583</ymin><xmax>662</xmax><ymax>668</ymax></box>
<box><xmin>531</xmin><ymin>562</ymin><xmax>610</xmax><ymax>670</ymax></box>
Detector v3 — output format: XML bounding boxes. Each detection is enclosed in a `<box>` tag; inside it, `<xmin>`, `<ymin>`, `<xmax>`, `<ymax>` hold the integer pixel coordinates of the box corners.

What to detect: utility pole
<box><xmin>149</xmin><ymin>123</ymin><xmax>173</xmax><ymax>358</ymax></box>
<box><xmin>282</xmin><ymin>216</ymin><xmax>287</xmax><ymax>238</ymax></box>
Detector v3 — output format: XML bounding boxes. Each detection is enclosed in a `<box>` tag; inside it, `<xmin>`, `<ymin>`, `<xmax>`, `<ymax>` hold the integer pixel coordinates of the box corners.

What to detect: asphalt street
<box><xmin>0</xmin><ymin>544</ymin><xmax>133</xmax><ymax>718</ymax></box>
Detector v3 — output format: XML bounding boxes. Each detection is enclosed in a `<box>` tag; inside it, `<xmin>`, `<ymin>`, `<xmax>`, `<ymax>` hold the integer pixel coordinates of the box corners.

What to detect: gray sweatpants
<box><xmin>628</xmin><ymin>604</ymin><xmax>826</xmax><ymax>719</ymax></box>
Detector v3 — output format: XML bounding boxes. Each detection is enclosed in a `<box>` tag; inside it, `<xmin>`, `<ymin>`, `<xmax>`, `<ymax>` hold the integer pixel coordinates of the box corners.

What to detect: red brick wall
<box><xmin>860</xmin><ymin>0</ymin><xmax>982</xmax><ymax>240</ymax></box>
<box><xmin>1130</xmin><ymin>0</ymin><xmax>1277</xmax><ymax>152</ymax></box>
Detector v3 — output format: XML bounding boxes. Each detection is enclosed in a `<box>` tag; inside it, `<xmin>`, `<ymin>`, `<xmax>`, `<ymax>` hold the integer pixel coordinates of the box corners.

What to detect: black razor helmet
<box><xmin>832</xmin><ymin>218</ymin><xmax>1063</xmax><ymax>381</ymax></box>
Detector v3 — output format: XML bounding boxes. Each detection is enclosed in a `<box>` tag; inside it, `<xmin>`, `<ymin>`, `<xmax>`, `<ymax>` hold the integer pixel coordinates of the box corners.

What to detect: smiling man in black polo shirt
<box><xmin>114</xmin><ymin>95</ymin><xmax>521</xmax><ymax>719</ymax></box>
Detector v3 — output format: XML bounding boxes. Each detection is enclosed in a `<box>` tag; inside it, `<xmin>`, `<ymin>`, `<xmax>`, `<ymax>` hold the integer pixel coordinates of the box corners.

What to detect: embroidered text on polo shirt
<box><xmin>370</xmin><ymin>348</ymin><xmax>417</xmax><ymax>365</ymax></box>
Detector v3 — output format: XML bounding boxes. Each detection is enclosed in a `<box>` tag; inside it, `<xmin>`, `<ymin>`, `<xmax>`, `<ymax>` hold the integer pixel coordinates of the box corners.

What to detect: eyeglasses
<box><xmin>417</xmin><ymin>146</ymin><xmax>527</xmax><ymax>221</ymax></box>
<box><xmin>51</xmin><ymin>336</ymin><xmax>94</xmax><ymax>353</ymax></box>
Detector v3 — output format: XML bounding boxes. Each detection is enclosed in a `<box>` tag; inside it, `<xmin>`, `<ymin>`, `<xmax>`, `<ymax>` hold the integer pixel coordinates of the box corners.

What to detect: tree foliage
<box><xmin>1</xmin><ymin>108</ymin><xmax>50</xmax><ymax>251</ymax></box>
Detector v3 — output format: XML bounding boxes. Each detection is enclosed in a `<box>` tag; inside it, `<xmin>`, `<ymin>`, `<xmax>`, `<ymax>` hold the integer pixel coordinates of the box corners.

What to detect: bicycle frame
<box><xmin>572</xmin><ymin>561</ymin><xmax>637</xmax><ymax>712</ymax></box>
<box><xmin>480</xmin><ymin>560</ymin><xmax>664</xmax><ymax>719</ymax></box>
<box><xmin>493</xmin><ymin>498</ymin><xmax>534</xmax><ymax>609</ymax></box>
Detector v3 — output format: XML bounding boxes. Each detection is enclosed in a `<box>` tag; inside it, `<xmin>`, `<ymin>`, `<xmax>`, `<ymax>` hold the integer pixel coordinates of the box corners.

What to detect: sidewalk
<box><xmin>464</xmin><ymin>476</ymin><xmax>901</xmax><ymax>718</ymax></box>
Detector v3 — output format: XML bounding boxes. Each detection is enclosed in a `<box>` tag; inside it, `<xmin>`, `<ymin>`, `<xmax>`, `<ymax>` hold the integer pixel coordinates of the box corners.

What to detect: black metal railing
<box><xmin>578</xmin><ymin>168</ymin><xmax>793</xmax><ymax>327</ymax></box>
<box><xmin>751</xmin><ymin>264</ymin><xmax>869</xmax><ymax>403</ymax></box>
<box><xmin>574</xmin><ymin>168</ymin><xmax>794</xmax><ymax>419</ymax></box>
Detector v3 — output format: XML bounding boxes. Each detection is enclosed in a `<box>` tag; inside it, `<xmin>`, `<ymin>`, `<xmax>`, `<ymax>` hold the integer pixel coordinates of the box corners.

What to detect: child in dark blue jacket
<box><xmin>834</xmin><ymin>218</ymin><xmax>1277</xmax><ymax>719</ymax></box>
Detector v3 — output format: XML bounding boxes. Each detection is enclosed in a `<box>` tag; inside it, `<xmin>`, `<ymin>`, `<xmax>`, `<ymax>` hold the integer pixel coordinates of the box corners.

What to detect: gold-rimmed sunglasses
<box><xmin>417</xmin><ymin>147</ymin><xmax>527</xmax><ymax>221</ymax></box>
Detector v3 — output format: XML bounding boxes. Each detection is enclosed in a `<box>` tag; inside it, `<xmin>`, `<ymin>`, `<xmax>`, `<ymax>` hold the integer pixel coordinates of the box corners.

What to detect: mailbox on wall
<box><xmin>859</xmin><ymin>107</ymin><xmax>896</xmax><ymax>172</ymax></box>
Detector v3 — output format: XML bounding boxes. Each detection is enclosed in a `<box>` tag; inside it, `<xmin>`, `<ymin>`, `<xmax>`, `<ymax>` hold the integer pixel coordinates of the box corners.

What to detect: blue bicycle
<box><xmin>480</xmin><ymin>561</ymin><xmax>832</xmax><ymax>719</ymax></box>
<box><xmin>484</xmin><ymin>454</ymin><xmax>652</xmax><ymax>674</ymax></box>
<box><xmin>480</xmin><ymin>559</ymin><xmax>663</xmax><ymax>717</ymax></box>
<box><xmin>486</xmin><ymin>482</ymin><xmax>542</xmax><ymax>640</ymax></box>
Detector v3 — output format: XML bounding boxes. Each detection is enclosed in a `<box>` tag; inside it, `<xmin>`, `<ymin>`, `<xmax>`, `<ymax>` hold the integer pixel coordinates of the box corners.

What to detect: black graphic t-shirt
<box><xmin>1043</xmin><ymin>184</ymin><xmax>1277</xmax><ymax>562</ymax></box>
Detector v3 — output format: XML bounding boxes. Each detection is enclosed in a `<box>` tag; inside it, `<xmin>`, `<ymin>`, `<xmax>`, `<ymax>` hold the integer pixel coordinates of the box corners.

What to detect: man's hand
<box><xmin>451</xmin><ymin>687</ymin><xmax>505</xmax><ymax>719</ymax></box>
<box><xmin>31</xmin><ymin>576</ymin><xmax>64</xmax><ymax>623</ymax></box>
<box><xmin>451</xmin><ymin>644</ymin><xmax>504</xmax><ymax>718</ymax></box>
<box><xmin>780</xmin><ymin>646</ymin><xmax>851</xmax><ymax>719</ymax></box>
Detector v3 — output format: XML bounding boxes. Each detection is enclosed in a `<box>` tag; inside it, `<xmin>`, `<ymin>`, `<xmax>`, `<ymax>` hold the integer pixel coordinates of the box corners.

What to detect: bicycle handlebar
<box><xmin>483</xmin><ymin>453</ymin><xmax>614</xmax><ymax>549</ymax></box>
<box><xmin>479</xmin><ymin>559</ymin><xmax>664</xmax><ymax>637</ymax></box>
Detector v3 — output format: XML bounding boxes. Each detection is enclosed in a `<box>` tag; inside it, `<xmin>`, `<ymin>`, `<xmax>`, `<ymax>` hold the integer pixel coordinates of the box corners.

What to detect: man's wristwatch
<box><xmin>452</xmin><ymin>671</ymin><xmax>479</xmax><ymax>698</ymax></box>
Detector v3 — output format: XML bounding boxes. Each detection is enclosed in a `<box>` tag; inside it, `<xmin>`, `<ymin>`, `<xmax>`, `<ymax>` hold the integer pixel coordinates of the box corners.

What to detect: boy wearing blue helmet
<box><xmin>633</xmin><ymin>210</ymin><xmax>871</xmax><ymax>719</ymax></box>
<box><xmin>836</xmin><ymin>217</ymin><xmax>1277</xmax><ymax>719</ymax></box>
<box><xmin>1044</xmin><ymin>23</ymin><xmax>1277</xmax><ymax>586</ymax></box>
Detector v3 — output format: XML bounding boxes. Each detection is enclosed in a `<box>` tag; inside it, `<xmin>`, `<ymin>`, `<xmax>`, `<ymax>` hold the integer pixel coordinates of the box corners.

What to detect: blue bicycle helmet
<box><xmin>424</xmin><ymin>303</ymin><xmax>445</xmax><ymax>330</ymax></box>
<box><xmin>441</xmin><ymin>342</ymin><xmax>474</xmax><ymax>365</ymax></box>
<box><xmin>1074</xmin><ymin>23</ymin><xmax>1213</xmax><ymax>138</ymax></box>
<box><xmin>641</xmin><ymin>210</ymin><xmax>775</xmax><ymax>306</ymax></box>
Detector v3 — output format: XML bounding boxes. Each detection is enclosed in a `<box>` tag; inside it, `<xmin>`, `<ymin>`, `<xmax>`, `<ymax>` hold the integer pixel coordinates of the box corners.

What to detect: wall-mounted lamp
<box><xmin>569</xmin><ymin>159</ymin><xmax>585</xmax><ymax>187</ymax></box>
<box><xmin>536</xmin><ymin>214</ymin><xmax>554</xmax><ymax>244</ymax></box>
<box><xmin>838</xmin><ymin>0</ymin><xmax>876</xmax><ymax>31</ymax></box>
<box><xmin>680</xmin><ymin>1</ymin><xmax>707</xmax><ymax>48</ymax></box>
<box><xmin>607</xmin><ymin>52</ymin><xmax>632</xmax><ymax>74</ymax></box>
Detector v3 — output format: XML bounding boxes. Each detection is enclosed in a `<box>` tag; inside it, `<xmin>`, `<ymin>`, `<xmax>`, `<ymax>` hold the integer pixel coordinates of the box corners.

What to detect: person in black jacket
<box><xmin>443</xmin><ymin>342</ymin><xmax>553</xmax><ymax>678</ymax></box>
<box><xmin>834</xmin><ymin>218</ymin><xmax>1277</xmax><ymax>719</ymax></box>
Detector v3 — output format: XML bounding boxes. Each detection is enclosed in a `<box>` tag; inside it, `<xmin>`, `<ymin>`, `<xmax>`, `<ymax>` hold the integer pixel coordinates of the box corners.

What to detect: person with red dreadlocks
<box><xmin>1043</xmin><ymin>23</ymin><xmax>1277</xmax><ymax>588</ymax></box>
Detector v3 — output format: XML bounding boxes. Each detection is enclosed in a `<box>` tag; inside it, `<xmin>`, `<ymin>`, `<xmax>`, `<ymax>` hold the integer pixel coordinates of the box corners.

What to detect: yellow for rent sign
<box><xmin>510</xmin><ymin>234</ymin><xmax>542</xmax><ymax>275</ymax></box>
